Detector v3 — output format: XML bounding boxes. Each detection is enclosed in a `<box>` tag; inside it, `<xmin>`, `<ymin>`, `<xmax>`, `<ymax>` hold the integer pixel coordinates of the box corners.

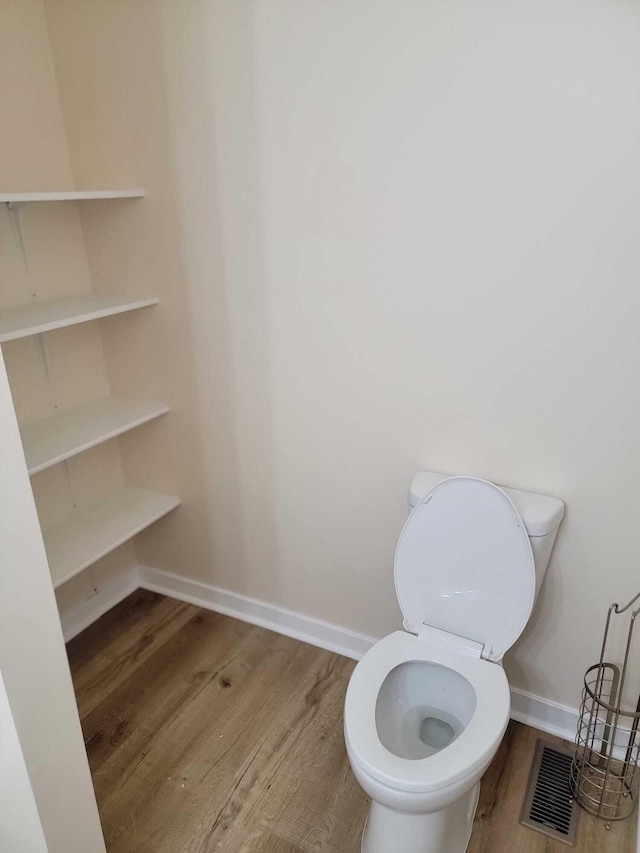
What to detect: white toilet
<box><xmin>344</xmin><ymin>472</ymin><xmax>564</xmax><ymax>853</ymax></box>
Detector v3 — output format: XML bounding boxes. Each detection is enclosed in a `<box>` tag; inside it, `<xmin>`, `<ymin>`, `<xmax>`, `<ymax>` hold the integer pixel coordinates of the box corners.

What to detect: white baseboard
<box><xmin>137</xmin><ymin>566</ymin><xmax>582</xmax><ymax>742</ymax></box>
<box><xmin>509</xmin><ymin>687</ymin><xmax>577</xmax><ymax>743</ymax></box>
<box><xmin>63</xmin><ymin>563</ymin><xmax>579</xmax><ymax>743</ymax></box>
<box><xmin>137</xmin><ymin>565</ymin><xmax>376</xmax><ymax>660</ymax></box>
<box><xmin>60</xmin><ymin>568</ymin><xmax>141</xmax><ymax>642</ymax></box>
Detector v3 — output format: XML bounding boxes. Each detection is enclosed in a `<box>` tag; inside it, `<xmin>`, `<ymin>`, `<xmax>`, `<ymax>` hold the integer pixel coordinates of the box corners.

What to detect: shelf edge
<box><xmin>0</xmin><ymin>189</ymin><xmax>145</xmax><ymax>203</ymax></box>
<box><xmin>0</xmin><ymin>296</ymin><xmax>159</xmax><ymax>343</ymax></box>
<box><xmin>50</xmin><ymin>491</ymin><xmax>180</xmax><ymax>588</ymax></box>
<box><xmin>25</xmin><ymin>400</ymin><xmax>170</xmax><ymax>475</ymax></box>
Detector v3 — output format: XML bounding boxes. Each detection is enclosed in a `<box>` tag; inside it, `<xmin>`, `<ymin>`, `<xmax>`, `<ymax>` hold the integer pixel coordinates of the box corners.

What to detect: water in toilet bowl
<box><xmin>401</xmin><ymin>705</ymin><xmax>463</xmax><ymax>759</ymax></box>
<box><xmin>375</xmin><ymin>661</ymin><xmax>476</xmax><ymax>761</ymax></box>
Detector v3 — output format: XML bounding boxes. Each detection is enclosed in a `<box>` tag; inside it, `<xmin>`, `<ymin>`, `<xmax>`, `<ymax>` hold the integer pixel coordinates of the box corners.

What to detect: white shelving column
<box><xmin>1</xmin><ymin>189</ymin><xmax>179</xmax><ymax>591</ymax></box>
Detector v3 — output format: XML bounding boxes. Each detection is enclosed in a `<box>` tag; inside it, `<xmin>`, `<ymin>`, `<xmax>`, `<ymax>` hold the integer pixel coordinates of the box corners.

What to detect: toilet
<box><xmin>344</xmin><ymin>472</ymin><xmax>564</xmax><ymax>853</ymax></box>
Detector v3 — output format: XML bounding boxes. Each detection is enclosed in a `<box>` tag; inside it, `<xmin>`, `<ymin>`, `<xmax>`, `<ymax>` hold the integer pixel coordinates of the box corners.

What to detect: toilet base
<box><xmin>361</xmin><ymin>783</ymin><xmax>480</xmax><ymax>853</ymax></box>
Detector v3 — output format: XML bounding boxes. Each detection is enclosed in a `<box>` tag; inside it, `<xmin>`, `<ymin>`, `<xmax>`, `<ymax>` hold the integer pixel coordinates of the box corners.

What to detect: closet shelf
<box><xmin>44</xmin><ymin>487</ymin><xmax>180</xmax><ymax>588</ymax></box>
<box><xmin>0</xmin><ymin>294</ymin><xmax>158</xmax><ymax>343</ymax></box>
<box><xmin>22</xmin><ymin>397</ymin><xmax>170</xmax><ymax>475</ymax></box>
<box><xmin>0</xmin><ymin>189</ymin><xmax>144</xmax><ymax>203</ymax></box>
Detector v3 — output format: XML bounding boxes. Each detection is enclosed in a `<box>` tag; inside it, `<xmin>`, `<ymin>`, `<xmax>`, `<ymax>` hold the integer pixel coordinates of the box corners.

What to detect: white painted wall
<box><xmin>0</xmin><ymin>674</ymin><xmax>47</xmax><ymax>853</ymax></box>
<box><xmin>0</xmin><ymin>348</ymin><xmax>105</xmax><ymax>852</ymax></box>
<box><xmin>159</xmin><ymin>0</ymin><xmax>640</xmax><ymax>709</ymax></box>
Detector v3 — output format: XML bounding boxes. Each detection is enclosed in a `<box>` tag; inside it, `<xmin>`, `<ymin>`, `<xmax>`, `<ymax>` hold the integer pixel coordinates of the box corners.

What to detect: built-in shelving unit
<box><xmin>0</xmin><ymin>189</ymin><xmax>145</xmax><ymax>203</ymax></box>
<box><xmin>43</xmin><ymin>487</ymin><xmax>180</xmax><ymax>588</ymax></box>
<box><xmin>21</xmin><ymin>397</ymin><xmax>169</xmax><ymax>475</ymax></box>
<box><xmin>0</xmin><ymin>294</ymin><xmax>158</xmax><ymax>343</ymax></box>
<box><xmin>1</xmin><ymin>187</ymin><xmax>179</xmax><ymax>592</ymax></box>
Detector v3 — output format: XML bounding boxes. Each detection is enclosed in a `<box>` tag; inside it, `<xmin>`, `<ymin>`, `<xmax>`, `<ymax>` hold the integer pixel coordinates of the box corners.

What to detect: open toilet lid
<box><xmin>394</xmin><ymin>477</ymin><xmax>535</xmax><ymax>662</ymax></box>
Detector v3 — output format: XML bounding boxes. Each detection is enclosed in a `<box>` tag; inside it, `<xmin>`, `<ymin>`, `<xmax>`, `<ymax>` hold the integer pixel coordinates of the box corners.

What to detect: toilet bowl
<box><xmin>344</xmin><ymin>474</ymin><xmax>564</xmax><ymax>853</ymax></box>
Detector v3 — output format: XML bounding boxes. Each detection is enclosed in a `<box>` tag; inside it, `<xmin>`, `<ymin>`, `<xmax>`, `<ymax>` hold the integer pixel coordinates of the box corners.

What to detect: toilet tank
<box><xmin>408</xmin><ymin>471</ymin><xmax>565</xmax><ymax>601</ymax></box>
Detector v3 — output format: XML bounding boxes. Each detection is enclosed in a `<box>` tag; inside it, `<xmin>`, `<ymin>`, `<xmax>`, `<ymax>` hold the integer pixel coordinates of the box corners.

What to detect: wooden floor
<box><xmin>68</xmin><ymin>590</ymin><xmax>637</xmax><ymax>852</ymax></box>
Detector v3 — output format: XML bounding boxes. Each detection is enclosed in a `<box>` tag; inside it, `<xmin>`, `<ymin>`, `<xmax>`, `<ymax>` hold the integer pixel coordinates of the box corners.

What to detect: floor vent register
<box><xmin>519</xmin><ymin>739</ymin><xmax>580</xmax><ymax>845</ymax></box>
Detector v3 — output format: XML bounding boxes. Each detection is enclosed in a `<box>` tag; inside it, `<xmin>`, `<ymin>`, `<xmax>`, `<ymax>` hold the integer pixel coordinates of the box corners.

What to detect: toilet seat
<box><xmin>344</xmin><ymin>631</ymin><xmax>510</xmax><ymax>794</ymax></box>
<box><xmin>395</xmin><ymin>476</ymin><xmax>535</xmax><ymax>661</ymax></box>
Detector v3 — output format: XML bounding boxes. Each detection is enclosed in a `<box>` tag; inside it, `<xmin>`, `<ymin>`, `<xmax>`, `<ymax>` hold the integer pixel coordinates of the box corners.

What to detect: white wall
<box><xmin>0</xmin><ymin>675</ymin><xmax>47</xmax><ymax>853</ymax></box>
<box><xmin>0</xmin><ymin>347</ymin><xmax>106</xmax><ymax>852</ymax></box>
<box><xmin>158</xmin><ymin>0</ymin><xmax>640</xmax><ymax>709</ymax></box>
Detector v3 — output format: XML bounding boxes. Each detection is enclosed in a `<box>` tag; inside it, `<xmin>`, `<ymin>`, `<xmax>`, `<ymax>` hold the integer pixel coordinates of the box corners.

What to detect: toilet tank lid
<box><xmin>408</xmin><ymin>471</ymin><xmax>564</xmax><ymax>537</ymax></box>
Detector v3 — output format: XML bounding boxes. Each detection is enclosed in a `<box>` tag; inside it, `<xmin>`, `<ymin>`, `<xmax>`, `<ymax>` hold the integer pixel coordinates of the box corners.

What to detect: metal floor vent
<box><xmin>519</xmin><ymin>739</ymin><xmax>580</xmax><ymax>845</ymax></box>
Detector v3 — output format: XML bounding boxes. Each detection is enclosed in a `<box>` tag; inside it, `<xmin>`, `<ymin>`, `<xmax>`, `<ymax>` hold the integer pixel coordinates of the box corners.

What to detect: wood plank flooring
<box><xmin>67</xmin><ymin>590</ymin><xmax>637</xmax><ymax>852</ymax></box>
<box><xmin>468</xmin><ymin>722</ymin><xmax>636</xmax><ymax>853</ymax></box>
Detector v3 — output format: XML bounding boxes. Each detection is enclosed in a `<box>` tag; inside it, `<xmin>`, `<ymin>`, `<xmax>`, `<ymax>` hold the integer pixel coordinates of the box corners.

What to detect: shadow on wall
<box><xmin>158</xmin><ymin>0</ymin><xmax>282</xmax><ymax>602</ymax></box>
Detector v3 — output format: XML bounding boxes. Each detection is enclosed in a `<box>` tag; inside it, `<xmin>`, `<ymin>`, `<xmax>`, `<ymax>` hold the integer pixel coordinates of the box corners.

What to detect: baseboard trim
<box><xmin>509</xmin><ymin>687</ymin><xmax>577</xmax><ymax>743</ymax></box>
<box><xmin>138</xmin><ymin>565</ymin><xmax>582</xmax><ymax>742</ymax></box>
<box><xmin>64</xmin><ymin>564</ymin><xmax>579</xmax><ymax>743</ymax></box>
<box><xmin>60</xmin><ymin>567</ymin><xmax>141</xmax><ymax>642</ymax></box>
<box><xmin>137</xmin><ymin>565</ymin><xmax>376</xmax><ymax>660</ymax></box>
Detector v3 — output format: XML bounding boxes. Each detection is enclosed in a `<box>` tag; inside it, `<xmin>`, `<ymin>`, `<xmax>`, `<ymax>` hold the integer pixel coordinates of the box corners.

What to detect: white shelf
<box><xmin>22</xmin><ymin>397</ymin><xmax>169</xmax><ymax>475</ymax></box>
<box><xmin>0</xmin><ymin>189</ymin><xmax>144</xmax><ymax>203</ymax></box>
<box><xmin>44</xmin><ymin>487</ymin><xmax>180</xmax><ymax>587</ymax></box>
<box><xmin>0</xmin><ymin>294</ymin><xmax>158</xmax><ymax>343</ymax></box>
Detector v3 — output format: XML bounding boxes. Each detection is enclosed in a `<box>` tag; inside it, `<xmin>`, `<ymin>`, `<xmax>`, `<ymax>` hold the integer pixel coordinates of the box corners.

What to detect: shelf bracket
<box><xmin>62</xmin><ymin>459</ymin><xmax>77</xmax><ymax>509</ymax></box>
<box><xmin>35</xmin><ymin>332</ymin><xmax>58</xmax><ymax>412</ymax></box>
<box><xmin>6</xmin><ymin>200</ymin><xmax>33</xmax><ymax>284</ymax></box>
